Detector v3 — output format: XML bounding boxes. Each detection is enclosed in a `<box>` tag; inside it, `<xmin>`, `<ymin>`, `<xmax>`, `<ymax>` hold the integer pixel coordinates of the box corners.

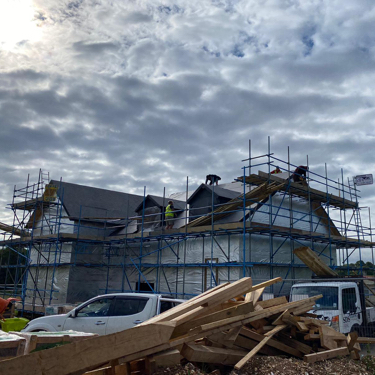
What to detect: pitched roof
<box><xmin>187</xmin><ymin>184</ymin><xmax>240</xmax><ymax>204</ymax></box>
<box><xmin>50</xmin><ymin>180</ymin><xmax>144</xmax><ymax>220</ymax></box>
<box><xmin>134</xmin><ymin>195</ymin><xmax>185</xmax><ymax>213</ymax></box>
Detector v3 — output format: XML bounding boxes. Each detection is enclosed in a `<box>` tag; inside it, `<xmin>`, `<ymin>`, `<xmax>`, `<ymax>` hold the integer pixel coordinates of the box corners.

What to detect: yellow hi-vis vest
<box><xmin>165</xmin><ymin>205</ymin><xmax>174</xmax><ymax>218</ymax></box>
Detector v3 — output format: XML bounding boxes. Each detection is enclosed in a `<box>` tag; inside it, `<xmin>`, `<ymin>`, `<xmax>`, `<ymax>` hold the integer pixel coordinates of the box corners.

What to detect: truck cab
<box><xmin>290</xmin><ymin>281</ymin><xmax>365</xmax><ymax>334</ymax></box>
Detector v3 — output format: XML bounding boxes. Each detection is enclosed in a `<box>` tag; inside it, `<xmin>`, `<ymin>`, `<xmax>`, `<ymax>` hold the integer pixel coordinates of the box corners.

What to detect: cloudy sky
<box><xmin>1</xmin><ymin>0</ymin><xmax>375</xmax><ymax>254</ymax></box>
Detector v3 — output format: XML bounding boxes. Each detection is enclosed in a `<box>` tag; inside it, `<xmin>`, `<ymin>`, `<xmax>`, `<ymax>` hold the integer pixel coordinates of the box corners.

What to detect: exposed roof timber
<box><xmin>12</xmin><ymin>198</ymin><xmax>51</xmax><ymax>211</ymax></box>
<box><xmin>186</xmin><ymin>180</ymin><xmax>286</xmax><ymax>228</ymax></box>
<box><xmin>0</xmin><ymin>222</ymin><xmax>29</xmax><ymax>237</ymax></box>
<box><xmin>0</xmin><ymin>220</ymin><xmax>372</xmax><ymax>249</ymax></box>
<box><xmin>311</xmin><ymin>202</ymin><xmax>341</xmax><ymax>237</ymax></box>
<box><xmin>239</xmin><ymin>172</ymin><xmax>357</xmax><ymax>210</ymax></box>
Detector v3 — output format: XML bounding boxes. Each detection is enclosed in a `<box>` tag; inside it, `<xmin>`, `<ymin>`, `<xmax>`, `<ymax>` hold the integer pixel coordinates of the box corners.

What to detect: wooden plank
<box><xmin>234</xmin><ymin>336</ymin><xmax>282</xmax><ymax>356</ymax></box>
<box><xmin>272</xmin><ymin>310</ymin><xmax>289</xmax><ymax>326</ymax></box>
<box><xmin>252</xmin><ymin>288</ymin><xmax>265</xmax><ymax>305</ymax></box>
<box><xmin>146</xmin><ymin>277</ymin><xmax>253</xmax><ymax>325</ymax></box>
<box><xmin>356</xmin><ymin>337</ymin><xmax>375</xmax><ymax>344</ymax></box>
<box><xmin>234</xmin><ymin>325</ymin><xmax>287</xmax><ymax>370</ymax></box>
<box><xmin>242</xmin><ymin>172</ymin><xmax>357</xmax><ymax>210</ymax></box>
<box><xmin>142</xmin><ymin>285</ymin><xmax>228</xmax><ymax>326</ymax></box>
<box><xmin>350</xmin><ymin>349</ymin><xmax>361</xmax><ymax>360</ymax></box>
<box><xmin>289</xmin><ymin>302</ymin><xmax>315</xmax><ymax>316</ymax></box>
<box><xmin>277</xmin><ymin>332</ymin><xmax>313</xmax><ymax>355</ymax></box>
<box><xmin>237</xmin><ymin>277</ymin><xmax>282</xmax><ymax>298</ymax></box>
<box><xmin>221</xmin><ymin>326</ymin><xmax>243</xmax><ymax>348</ymax></box>
<box><xmin>149</xmin><ymin>349</ymin><xmax>181</xmax><ymax>368</ymax></box>
<box><xmin>0</xmin><ymin>322</ymin><xmax>175</xmax><ymax>375</ymax></box>
<box><xmin>281</xmin><ymin>312</ymin><xmax>309</xmax><ymax>332</ymax></box>
<box><xmin>303</xmin><ymin>347</ymin><xmax>349</xmax><ymax>363</ymax></box>
<box><xmin>256</xmin><ymin>296</ymin><xmax>288</xmax><ymax>309</ymax></box>
<box><xmin>199</xmin><ymin>295</ymin><xmax>323</xmax><ymax>333</ymax></box>
<box><xmin>294</xmin><ymin>246</ymin><xmax>338</xmax><ymax>277</ymax></box>
<box><xmin>171</xmin><ymin>301</ymin><xmax>254</xmax><ymax>338</ymax></box>
<box><xmin>318</xmin><ymin>325</ymin><xmax>344</xmax><ymax>350</ymax></box>
<box><xmin>181</xmin><ymin>344</ymin><xmax>248</xmax><ymax>365</ymax></box>
<box><xmin>240</xmin><ymin>327</ymin><xmax>303</xmax><ymax>357</ymax></box>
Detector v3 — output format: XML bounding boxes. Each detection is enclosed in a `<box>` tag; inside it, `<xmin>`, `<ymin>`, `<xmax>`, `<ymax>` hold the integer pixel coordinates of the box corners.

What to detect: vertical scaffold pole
<box><xmin>248</xmin><ymin>139</ymin><xmax>252</xmax><ymax>274</ymax></box>
<box><xmin>183</xmin><ymin>176</ymin><xmax>189</xmax><ymax>295</ymax></box>
<box><xmin>138</xmin><ymin>186</ymin><xmax>146</xmax><ymax>292</ymax></box>
<box><xmin>210</xmin><ymin>177</ymin><xmax>215</xmax><ymax>288</ymax></box>
<box><xmin>242</xmin><ymin>162</ymin><xmax>246</xmax><ymax>278</ymax></box>
<box><xmin>325</xmin><ymin>163</ymin><xmax>333</xmax><ymax>266</ymax></box>
<box><xmin>268</xmin><ymin>136</ymin><xmax>273</xmax><ymax>283</ymax></box>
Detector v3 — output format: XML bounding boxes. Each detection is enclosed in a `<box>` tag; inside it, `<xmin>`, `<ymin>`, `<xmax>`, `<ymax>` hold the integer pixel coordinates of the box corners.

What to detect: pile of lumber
<box><xmin>0</xmin><ymin>277</ymin><xmax>371</xmax><ymax>375</ymax></box>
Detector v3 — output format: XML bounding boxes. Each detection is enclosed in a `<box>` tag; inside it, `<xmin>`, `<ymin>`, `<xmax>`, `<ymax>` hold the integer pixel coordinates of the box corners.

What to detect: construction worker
<box><xmin>165</xmin><ymin>200</ymin><xmax>175</xmax><ymax>230</ymax></box>
<box><xmin>0</xmin><ymin>297</ymin><xmax>18</xmax><ymax>321</ymax></box>
<box><xmin>292</xmin><ymin>165</ymin><xmax>309</xmax><ymax>184</ymax></box>
<box><xmin>271</xmin><ymin>166</ymin><xmax>282</xmax><ymax>174</ymax></box>
<box><xmin>205</xmin><ymin>174</ymin><xmax>221</xmax><ymax>186</ymax></box>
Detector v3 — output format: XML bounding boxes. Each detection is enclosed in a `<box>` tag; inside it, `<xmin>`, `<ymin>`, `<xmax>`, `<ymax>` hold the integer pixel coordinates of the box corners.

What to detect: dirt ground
<box><xmin>152</xmin><ymin>356</ymin><xmax>375</xmax><ymax>375</ymax></box>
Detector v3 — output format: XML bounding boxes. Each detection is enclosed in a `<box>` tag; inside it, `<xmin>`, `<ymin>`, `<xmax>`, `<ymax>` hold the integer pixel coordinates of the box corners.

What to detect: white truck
<box><xmin>22</xmin><ymin>293</ymin><xmax>184</xmax><ymax>335</ymax></box>
<box><xmin>290</xmin><ymin>280</ymin><xmax>375</xmax><ymax>335</ymax></box>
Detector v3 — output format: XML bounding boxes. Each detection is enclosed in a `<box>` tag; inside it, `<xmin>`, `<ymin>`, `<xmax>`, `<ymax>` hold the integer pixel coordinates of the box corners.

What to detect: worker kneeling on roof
<box><xmin>205</xmin><ymin>174</ymin><xmax>221</xmax><ymax>186</ymax></box>
<box><xmin>292</xmin><ymin>165</ymin><xmax>309</xmax><ymax>185</ymax></box>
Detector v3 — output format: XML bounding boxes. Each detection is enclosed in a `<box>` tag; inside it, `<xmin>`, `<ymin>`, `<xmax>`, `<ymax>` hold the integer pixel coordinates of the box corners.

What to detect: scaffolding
<box><xmin>0</xmin><ymin>140</ymin><xmax>374</xmax><ymax>315</ymax></box>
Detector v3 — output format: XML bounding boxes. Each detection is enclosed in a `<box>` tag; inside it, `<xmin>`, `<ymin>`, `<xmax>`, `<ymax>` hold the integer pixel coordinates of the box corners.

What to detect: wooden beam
<box><xmin>356</xmin><ymin>337</ymin><xmax>375</xmax><ymax>344</ymax></box>
<box><xmin>277</xmin><ymin>332</ymin><xmax>313</xmax><ymax>355</ymax></box>
<box><xmin>240</xmin><ymin>327</ymin><xmax>303</xmax><ymax>358</ymax></box>
<box><xmin>241</xmin><ymin>172</ymin><xmax>357</xmax><ymax>210</ymax></box>
<box><xmin>181</xmin><ymin>344</ymin><xmax>248</xmax><ymax>365</ymax></box>
<box><xmin>303</xmin><ymin>347</ymin><xmax>349</xmax><ymax>363</ymax></box>
<box><xmin>294</xmin><ymin>246</ymin><xmax>338</xmax><ymax>278</ymax></box>
<box><xmin>234</xmin><ymin>325</ymin><xmax>287</xmax><ymax>370</ymax></box>
<box><xmin>145</xmin><ymin>278</ymin><xmax>252</xmax><ymax>325</ymax></box>
<box><xmin>256</xmin><ymin>296</ymin><xmax>288</xmax><ymax>309</ymax></box>
<box><xmin>0</xmin><ymin>322</ymin><xmax>175</xmax><ymax>375</ymax></box>
<box><xmin>234</xmin><ymin>277</ymin><xmax>282</xmax><ymax>300</ymax></box>
<box><xmin>199</xmin><ymin>295</ymin><xmax>323</xmax><ymax>333</ymax></box>
<box><xmin>171</xmin><ymin>301</ymin><xmax>254</xmax><ymax>338</ymax></box>
<box><xmin>347</xmin><ymin>332</ymin><xmax>358</xmax><ymax>351</ymax></box>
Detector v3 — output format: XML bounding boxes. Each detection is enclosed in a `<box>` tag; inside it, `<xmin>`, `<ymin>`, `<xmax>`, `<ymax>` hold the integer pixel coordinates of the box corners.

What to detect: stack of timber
<box><xmin>0</xmin><ymin>277</ymin><xmax>372</xmax><ymax>375</ymax></box>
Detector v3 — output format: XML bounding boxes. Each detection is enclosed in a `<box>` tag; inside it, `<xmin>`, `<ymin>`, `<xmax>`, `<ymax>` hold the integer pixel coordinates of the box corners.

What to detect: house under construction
<box><xmin>0</xmin><ymin>143</ymin><xmax>374</xmax><ymax>314</ymax></box>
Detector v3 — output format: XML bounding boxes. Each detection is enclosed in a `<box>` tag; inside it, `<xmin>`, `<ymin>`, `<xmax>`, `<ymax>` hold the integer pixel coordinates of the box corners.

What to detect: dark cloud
<box><xmin>0</xmin><ymin>0</ymin><xmax>375</xmax><ymax>257</ymax></box>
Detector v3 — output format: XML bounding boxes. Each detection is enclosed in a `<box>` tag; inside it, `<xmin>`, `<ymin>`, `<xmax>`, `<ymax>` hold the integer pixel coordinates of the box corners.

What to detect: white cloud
<box><xmin>0</xmin><ymin>0</ymin><xmax>375</xmax><ymax>258</ymax></box>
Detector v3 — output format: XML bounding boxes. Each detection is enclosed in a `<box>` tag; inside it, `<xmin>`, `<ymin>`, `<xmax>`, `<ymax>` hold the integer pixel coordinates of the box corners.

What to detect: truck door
<box><xmin>341</xmin><ymin>287</ymin><xmax>362</xmax><ymax>333</ymax></box>
<box><xmin>63</xmin><ymin>297</ymin><xmax>113</xmax><ymax>335</ymax></box>
<box><xmin>105</xmin><ymin>296</ymin><xmax>152</xmax><ymax>335</ymax></box>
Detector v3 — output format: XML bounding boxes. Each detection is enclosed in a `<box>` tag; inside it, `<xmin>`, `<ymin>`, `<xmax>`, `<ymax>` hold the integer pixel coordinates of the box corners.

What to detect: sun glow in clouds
<box><xmin>0</xmin><ymin>0</ymin><xmax>42</xmax><ymax>50</ymax></box>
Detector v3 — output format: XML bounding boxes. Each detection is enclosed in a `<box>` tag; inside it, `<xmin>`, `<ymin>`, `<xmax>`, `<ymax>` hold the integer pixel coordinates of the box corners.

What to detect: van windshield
<box><xmin>290</xmin><ymin>286</ymin><xmax>339</xmax><ymax>311</ymax></box>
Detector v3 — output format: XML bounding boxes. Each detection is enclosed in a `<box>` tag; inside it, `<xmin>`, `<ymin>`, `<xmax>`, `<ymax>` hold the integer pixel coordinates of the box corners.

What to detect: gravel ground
<box><xmin>152</xmin><ymin>356</ymin><xmax>374</xmax><ymax>375</ymax></box>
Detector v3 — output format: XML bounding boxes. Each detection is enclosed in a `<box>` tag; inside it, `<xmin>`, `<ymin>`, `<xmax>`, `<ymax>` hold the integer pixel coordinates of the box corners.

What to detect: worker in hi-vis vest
<box><xmin>165</xmin><ymin>200</ymin><xmax>175</xmax><ymax>230</ymax></box>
